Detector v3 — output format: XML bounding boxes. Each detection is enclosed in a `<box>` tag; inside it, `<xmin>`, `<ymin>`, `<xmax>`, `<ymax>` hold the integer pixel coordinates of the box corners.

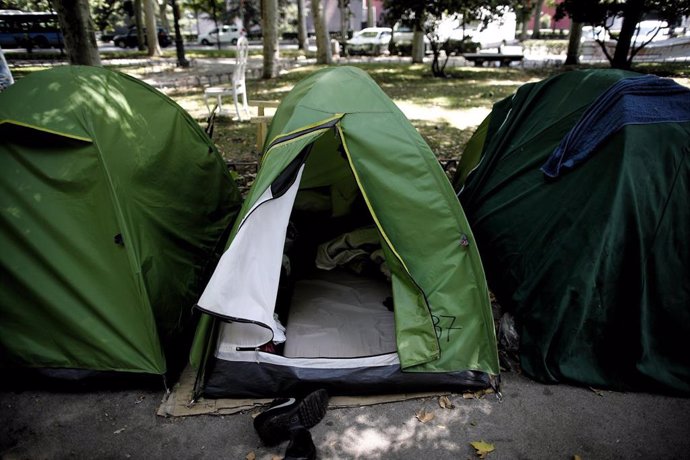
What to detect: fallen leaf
<box><xmin>246</xmin><ymin>451</ymin><xmax>256</xmax><ymax>460</ymax></box>
<box><xmin>573</xmin><ymin>455</ymin><xmax>582</xmax><ymax>460</ymax></box>
<box><xmin>470</xmin><ymin>441</ymin><xmax>495</xmax><ymax>458</ymax></box>
<box><xmin>415</xmin><ymin>408</ymin><xmax>435</xmax><ymax>423</ymax></box>
<box><xmin>438</xmin><ymin>395</ymin><xmax>455</xmax><ymax>409</ymax></box>
<box><xmin>113</xmin><ymin>427</ymin><xmax>126</xmax><ymax>435</ymax></box>
<box><xmin>463</xmin><ymin>388</ymin><xmax>495</xmax><ymax>399</ymax></box>
<box><xmin>470</xmin><ymin>440</ymin><xmax>495</xmax><ymax>458</ymax></box>
<box><xmin>589</xmin><ymin>387</ymin><xmax>605</xmax><ymax>397</ymax></box>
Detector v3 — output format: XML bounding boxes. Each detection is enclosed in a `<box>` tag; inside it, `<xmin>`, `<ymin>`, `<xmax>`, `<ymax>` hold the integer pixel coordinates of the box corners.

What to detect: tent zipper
<box><xmin>262</xmin><ymin>115</ymin><xmax>343</xmax><ymax>155</ymax></box>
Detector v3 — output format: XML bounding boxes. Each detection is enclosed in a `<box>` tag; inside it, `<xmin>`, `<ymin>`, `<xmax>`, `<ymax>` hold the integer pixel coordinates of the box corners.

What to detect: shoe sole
<box><xmin>255</xmin><ymin>389</ymin><xmax>329</xmax><ymax>446</ymax></box>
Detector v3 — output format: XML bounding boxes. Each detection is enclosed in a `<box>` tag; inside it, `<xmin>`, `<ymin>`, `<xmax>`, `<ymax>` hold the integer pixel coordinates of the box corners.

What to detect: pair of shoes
<box><xmin>253</xmin><ymin>389</ymin><xmax>329</xmax><ymax>447</ymax></box>
<box><xmin>283</xmin><ymin>427</ymin><xmax>316</xmax><ymax>460</ymax></box>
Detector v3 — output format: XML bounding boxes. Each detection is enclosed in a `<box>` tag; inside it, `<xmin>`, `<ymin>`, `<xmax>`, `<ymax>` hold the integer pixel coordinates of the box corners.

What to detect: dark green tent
<box><xmin>454</xmin><ymin>69</ymin><xmax>690</xmax><ymax>393</ymax></box>
<box><xmin>0</xmin><ymin>66</ymin><xmax>241</xmax><ymax>376</ymax></box>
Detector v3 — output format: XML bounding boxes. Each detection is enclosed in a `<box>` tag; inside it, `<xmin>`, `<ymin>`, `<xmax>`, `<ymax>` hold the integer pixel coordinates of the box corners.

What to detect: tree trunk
<box><xmin>52</xmin><ymin>0</ymin><xmax>101</xmax><ymax>66</ymax></box>
<box><xmin>158</xmin><ymin>0</ymin><xmax>170</xmax><ymax>32</ymax></box>
<box><xmin>532</xmin><ymin>0</ymin><xmax>544</xmax><ymax>39</ymax></box>
<box><xmin>411</xmin><ymin>27</ymin><xmax>424</xmax><ymax>63</ymax></box>
<box><xmin>430</xmin><ymin>44</ymin><xmax>448</xmax><ymax>78</ymax></box>
<box><xmin>612</xmin><ymin>0</ymin><xmax>644</xmax><ymax>69</ymax></box>
<box><xmin>311</xmin><ymin>0</ymin><xmax>332</xmax><ymax>64</ymax></box>
<box><xmin>565</xmin><ymin>21</ymin><xmax>582</xmax><ymax>65</ymax></box>
<box><xmin>296</xmin><ymin>0</ymin><xmax>308</xmax><ymax>51</ymax></box>
<box><xmin>124</xmin><ymin>3</ymin><xmax>134</xmax><ymax>28</ymax></box>
<box><xmin>367</xmin><ymin>0</ymin><xmax>375</xmax><ymax>28</ymax></box>
<box><xmin>134</xmin><ymin>0</ymin><xmax>145</xmax><ymax>51</ymax></box>
<box><xmin>144</xmin><ymin>0</ymin><xmax>162</xmax><ymax>56</ymax></box>
<box><xmin>211</xmin><ymin>0</ymin><xmax>220</xmax><ymax>50</ymax></box>
<box><xmin>171</xmin><ymin>0</ymin><xmax>189</xmax><ymax>67</ymax></box>
<box><xmin>339</xmin><ymin>0</ymin><xmax>349</xmax><ymax>49</ymax></box>
<box><xmin>519</xmin><ymin>7</ymin><xmax>531</xmax><ymax>41</ymax></box>
<box><xmin>262</xmin><ymin>0</ymin><xmax>280</xmax><ymax>78</ymax></box>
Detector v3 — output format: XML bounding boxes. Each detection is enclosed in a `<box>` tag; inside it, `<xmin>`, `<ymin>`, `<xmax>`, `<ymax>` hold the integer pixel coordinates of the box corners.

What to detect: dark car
<box><xmin>113</xmin><ymin>27</ymin><xmax>171</xmax><ymax>48</ymax></box>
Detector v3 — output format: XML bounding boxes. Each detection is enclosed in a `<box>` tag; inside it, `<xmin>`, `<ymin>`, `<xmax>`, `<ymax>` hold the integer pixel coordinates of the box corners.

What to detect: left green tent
<box><xmin>0</xmin><ymin>66</ymin><xmax>242</xmax><ymax>377</ymax></box>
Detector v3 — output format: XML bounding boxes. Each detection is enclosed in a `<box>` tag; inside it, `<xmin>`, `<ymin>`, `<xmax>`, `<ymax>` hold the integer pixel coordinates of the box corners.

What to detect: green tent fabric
<box><xmin>0</xmin><ymin>66</ymin><xmax>241</xmax><ymax>376</ymax></box>
<box><xmin>454</xmin><ymin>69</ymin><xmax>690</xmax><ymax>393</ymax></box>
<box><xmin>191</xmin><ymin>66</ymin><xmax>499</xmax><ymax>396</ymax></box>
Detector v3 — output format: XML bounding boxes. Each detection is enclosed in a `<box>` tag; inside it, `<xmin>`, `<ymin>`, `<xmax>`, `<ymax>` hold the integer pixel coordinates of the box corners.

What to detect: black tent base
<box><xmin>0</xmin><ymin>367</ymin><xmax>167</xmax><ymax>392</ymax></box>
<box><xmin>203</xmin><ymin>358</ymin><xmax>491</xmax><ymax>399</ymax></box>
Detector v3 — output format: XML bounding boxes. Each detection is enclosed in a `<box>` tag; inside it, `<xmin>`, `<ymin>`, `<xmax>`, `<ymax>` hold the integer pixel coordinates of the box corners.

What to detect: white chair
<box><xmin>204</xmin><ymin>36</ymin><xmax>250</xmax><ymax>120</ymax></box>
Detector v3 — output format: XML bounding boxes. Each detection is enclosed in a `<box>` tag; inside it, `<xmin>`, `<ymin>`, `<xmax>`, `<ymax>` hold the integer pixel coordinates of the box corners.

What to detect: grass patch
<box><xmin>242</xmin><ymin>63</ymin><xmax>560</xmax><ymax>112</ymax></box>
<box><xmin>211</xmin><ymin>118</ymin><xmax>260</xmax><ymax>161</ymax></box>
<box><xmin>414</xmin><ymin>120</ymin><xmax>476</xmax><ymax>160</ymax></box>
<box><xmin>632</xmin><ymin>62</ymin><xmax>690</xmax><ymax>78</ymax></box>
<box><xmin>10</xmin><ymin>57</ymin><xmax>688</xmax><ymax>169</ymax></box>
<box><xmin>204</xmin><ymin>63</ymin><xmax>525</xmax><ymax>164</ymax></box>
<box><xmin>207</xmin><ymin>117</ymin><xmax>475</xmax><ymax>165</ymax></box>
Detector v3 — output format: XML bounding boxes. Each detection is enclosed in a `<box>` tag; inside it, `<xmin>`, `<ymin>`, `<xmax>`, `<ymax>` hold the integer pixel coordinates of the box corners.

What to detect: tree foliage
<box><xmin>91</xmin><ymin>0</ymin><xmax>124</xmax><ymax>31</ymax></box>
<box><xmin>384</xmin><ymin>0</ymin><xmax>514</xmax><ymax>77</ymax></box>
<box><xmin>557</xmin><ymin>0</ymin><xmax>690</xmax><ymax>68</ymax></box>
<box><xmin>0</xmin><ymin>0</ymin><xmax>52</xmax><ymax>11</ymax></box>
<box><xmin>226</xmin><ymin>0</ymin><xmax>258</xmax><ymax>29</ymax></box>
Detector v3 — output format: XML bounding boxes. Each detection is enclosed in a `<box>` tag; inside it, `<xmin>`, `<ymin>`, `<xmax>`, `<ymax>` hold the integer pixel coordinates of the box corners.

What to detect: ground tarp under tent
<box><xmin>453</xmin><ymin>69</ymin><xmax>690</xmax><ymax>394</ymax></box>
<box><xmin>190</xmin><ymin>66</ymin><xmax>500</xmax><ymax>398</ymax></box>
<box><xmin>0</xmin><ymin>66</ymin><xmax>242</xmax><ymax>377</ymax></box>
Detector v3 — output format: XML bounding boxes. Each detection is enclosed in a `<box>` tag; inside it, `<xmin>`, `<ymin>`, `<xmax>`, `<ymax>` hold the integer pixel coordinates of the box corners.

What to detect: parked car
<box><xmin>198</xmin><ymin>24</ymin><xmax>243</xmax><ymax>46</ymax></box>
<box><xmin>247</xmin><ymin>24</ymin><xmax>262</xmax><ymax>39</ymax></box>
<box><xmin>345</xmin><ymin>27</ymin><xmax>391</xmax><ymax>56</ymax></box>
<box><xmin>99</xmin><ymin>30</ymin><xmax>116</xmax><ymax>43</ymax></box>
<box><xmin>113</xmin><ymin>27</ymin><xmax>171</xmax><ymax>48</ymax></box>
<box><xmin>390</xmin><ymin>22</ymin><xmax>429</xmax><ymax>55</ymax></box>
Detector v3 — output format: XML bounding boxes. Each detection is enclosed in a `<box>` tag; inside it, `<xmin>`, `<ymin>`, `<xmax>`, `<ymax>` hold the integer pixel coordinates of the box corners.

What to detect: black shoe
<box><xmin>253</xmin><ymin>389</ymin><xmax>329</xmax><ymax>446</ymax></box>
<box><xmin>283</xmin><ymin>427</ymin><xmax>316</xmax><ymax>460</ymax></box>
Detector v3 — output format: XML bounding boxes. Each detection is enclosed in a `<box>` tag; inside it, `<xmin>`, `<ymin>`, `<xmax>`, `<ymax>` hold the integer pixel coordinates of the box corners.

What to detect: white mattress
<box><xmin>283</xmin><ymin>270</ymin><xmax>396</xmax><ymax>358</ymax></box>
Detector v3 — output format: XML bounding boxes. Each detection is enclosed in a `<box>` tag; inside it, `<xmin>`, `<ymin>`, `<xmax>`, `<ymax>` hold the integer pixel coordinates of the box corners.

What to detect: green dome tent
<box><xmin>454</xmin><ymin>69</ymin><xmax>690</xmax><ymax>393</ymax></box>
<box><xmin>0</xmin><ymin>66</ymin><xmax>242</xmax><ymax>377</ymax></box>
<box><xmin>191</xmin><ymin>66</ymin><xmax>499</xmax><ymax>398</ymax></box>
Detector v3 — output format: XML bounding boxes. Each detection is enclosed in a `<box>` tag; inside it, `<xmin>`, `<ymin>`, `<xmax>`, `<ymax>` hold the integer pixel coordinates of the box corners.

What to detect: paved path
<box><xmin>2</xmin><ymin>372</ymin><xmax>689</xmax><ymax>459</ymax></box>
<box><xmin>396</xmin><ymin>102</ymin><xmax>490</xmax><ymax>130</ymax></box>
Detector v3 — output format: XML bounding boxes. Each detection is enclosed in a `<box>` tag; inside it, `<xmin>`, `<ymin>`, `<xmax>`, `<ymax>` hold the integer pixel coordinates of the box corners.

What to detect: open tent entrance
<box><xmin>199</xmin><ymin>127</ymin><xmax>424</xmax><ymax>397</ymax></box>
<box><xmin>269</xmin><ymin>130</ymin><xmax>396</xmax><ymax>360</ymax></box>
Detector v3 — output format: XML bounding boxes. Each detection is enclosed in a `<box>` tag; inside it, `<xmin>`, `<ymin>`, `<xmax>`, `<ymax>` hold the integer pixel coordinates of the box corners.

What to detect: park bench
<box><xmin>463</xmin><ymin>45</ymin><xmax>524</xmax><ymax>67</ymax></box>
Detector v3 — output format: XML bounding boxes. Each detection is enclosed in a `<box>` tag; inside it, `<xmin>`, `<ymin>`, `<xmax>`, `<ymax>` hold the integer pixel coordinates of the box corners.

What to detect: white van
<box><xmin>198</xmin><ymin>24</ymin><xmax>244</xmax><ymax>46</ymax></box>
